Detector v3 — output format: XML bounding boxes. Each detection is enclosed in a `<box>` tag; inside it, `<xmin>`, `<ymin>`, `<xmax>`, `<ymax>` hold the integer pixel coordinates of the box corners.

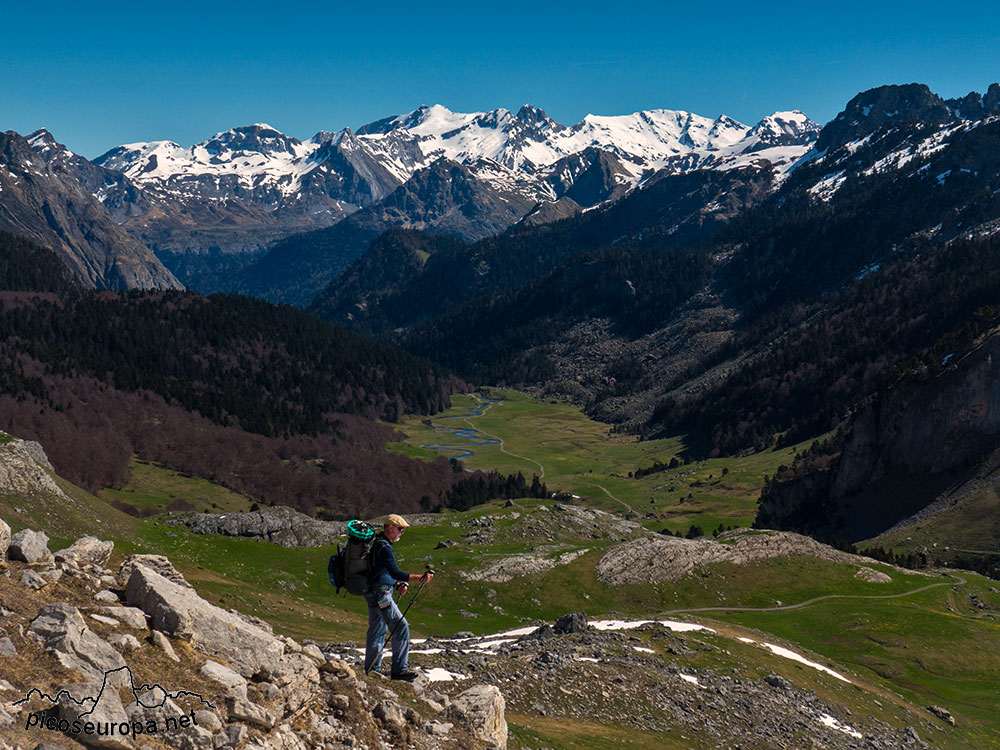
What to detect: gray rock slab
<box><xmin>200</xmin><ymin>660</ymin><xmax>248</xmax><ymax>700</ymax></box>
<box><xmin>225</xmin><ymin>696</ymin><xmax>277</xmax><ymax>729</ymax></box>
<box><xmin>55</xmin><ymin>536</ymin><xmax>114</xmax><ymax>568</ymax></box>
<box><xmin>101</xmin><ymin>606</ymin><xmax>148</xmax><ymax>630</ymax></box>
<box><xmin>125</xmin><ymin>563</ymin><xmax>285</xmax><ymax>678</ymax></box>
<box><xmin>21</xmin><ymin>569</ymin><xmax>49</xmax><ymax>590</ymax></box>
<box><xmin>444</xmin><ymin>684</ymin><xmax>508</xmax><ymax>749</ymax></box>
<box><xmin>58</xmin><ymin>680</ymin><xmax>131</xmax><ymax>750</ymax></box>
<box><xmin>29</xmin><ymin>603</ymin><xmax>126</xmax><ymax>681</ymax></box>
<box><xmin>9</xmin><ymin>529</ymin><xmax>53</xmax><ymax>564</ymax></box>
<box><xmin>109</xmin><ymin>633</ymin><xmax>142</xmax><ymax>651</ymax></box>
<box><xmin>119</xmin><ymin>554</ymin><xmax>192</xmax><ymax>589</ymax></box>
<box><xmin>150</xmin><ymin>630</ymin><xmax>179</xmax><ymax>662</ymax></box>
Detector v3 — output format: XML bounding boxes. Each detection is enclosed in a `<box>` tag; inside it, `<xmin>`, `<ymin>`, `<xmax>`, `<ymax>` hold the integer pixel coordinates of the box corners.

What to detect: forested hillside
<box><xmin>0</xmin><ymin>234</ymin><xmax>479</xmax><ymax>516</ymax></box>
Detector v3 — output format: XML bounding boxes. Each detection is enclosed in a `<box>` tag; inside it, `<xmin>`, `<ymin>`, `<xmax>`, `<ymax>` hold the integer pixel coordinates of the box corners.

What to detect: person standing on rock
<box><xmin>364</xmin><ymin>513</ymin><xmax>433</xmax><ymax>681</ymax></box>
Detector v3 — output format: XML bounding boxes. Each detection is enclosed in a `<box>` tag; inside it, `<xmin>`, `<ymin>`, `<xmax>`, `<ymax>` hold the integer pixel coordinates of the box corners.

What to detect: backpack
<box><xmin>328</xmin><ymin>520</ymin><xmax>378</xmax><ymax>595</ymax></box>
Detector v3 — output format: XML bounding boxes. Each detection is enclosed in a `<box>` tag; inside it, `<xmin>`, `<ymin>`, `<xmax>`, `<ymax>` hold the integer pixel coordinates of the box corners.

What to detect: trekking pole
<box><xmin>382</xmin><ymin>566</ymin><xmax>434</xmax><ymax>654</ymax></box>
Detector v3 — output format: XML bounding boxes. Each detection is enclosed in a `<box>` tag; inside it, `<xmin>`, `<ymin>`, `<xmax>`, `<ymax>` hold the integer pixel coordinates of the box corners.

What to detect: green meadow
<box><xmin>388</xmin><ymin>389</ymin><xmax>809</xmax><ymax>533</ymax></box>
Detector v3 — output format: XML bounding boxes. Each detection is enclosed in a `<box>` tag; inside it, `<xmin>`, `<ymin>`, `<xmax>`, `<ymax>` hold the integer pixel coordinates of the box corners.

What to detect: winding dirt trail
<box><xmin>579</xmin><ymin>482</ymin><xmax>634</xmax><ymax>513</ymax></box>
<box><xmin>661</xmin><ymin>574</ymin><xmax>967</xmax><ymax>617</ymax></box>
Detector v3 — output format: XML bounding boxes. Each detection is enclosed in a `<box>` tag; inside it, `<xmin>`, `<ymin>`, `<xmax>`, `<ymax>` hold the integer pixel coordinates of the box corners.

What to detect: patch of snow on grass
<box><xmin>424</xmin><ymin>667</ymin><xmax>467</xmax><ymax>682</ymax></box>
<box><xmin>590</xmin><ymin>618</ymin><xmax>713</xmax><ymax>633</ymax></box>
<box><xmin>632</xmin><ymin>646</ymin><xmax>654</xmax><ymax>654</ymax></box>
<box><xmin>495</xmin><ymin>625</ymin><xmax>541</xmax><ymax>638</ymax></box>
<box><xmin>819</xmin><ymin>713</ymin><xmax>863</xmax><ymax>738</ymax></box>
<box><xmin>679</xmin><ymin>673</ymin><xmax>703</xmax><ymax>687</ymax></box>
<box><xmin>660</xmin><ymin>619</ymin><xmax>715</xmax><ymax>633</ymax></box>
<box><xmin>741</xmin><ymin>638</ymin><xmax>851</xmax><ymax>683</ymax></box>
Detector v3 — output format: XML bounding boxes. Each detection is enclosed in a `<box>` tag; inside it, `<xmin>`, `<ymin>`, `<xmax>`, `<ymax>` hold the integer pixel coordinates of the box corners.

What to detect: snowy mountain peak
<box><xmin>26</xmin><ymin>128</ymin><xmax>64</xmax><ymax>154</ymax></box>
<box><xmin>753</xmin><ymin>112</ymin><xmax>815</xmax><ymax>142</ymax></box>
<box><xmin>202</xmin><ymin>124</ymin><xmax>302</xmax><ymax>157</ymax></box>
<box><xmin>91</xmin><ymin>101</ymin><xmax>820</xmax><ymax>226</ymax></box>
<box><xmin>515</xmin><ymin>104</ymin><xmax>558</xmax><ymax>129</ymax></box>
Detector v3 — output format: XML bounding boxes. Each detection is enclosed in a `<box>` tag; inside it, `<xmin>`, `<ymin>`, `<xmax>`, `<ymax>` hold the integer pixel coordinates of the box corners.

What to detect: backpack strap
<box><xmin>366</xmin><ymin>538</ymin><xmax>390</xmax><ymax>590</ymax></box>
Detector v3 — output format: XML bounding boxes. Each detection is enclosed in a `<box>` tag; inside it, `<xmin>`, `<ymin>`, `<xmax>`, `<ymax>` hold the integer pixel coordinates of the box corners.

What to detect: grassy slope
<box><xmin>3</xmin><ymin>396</ymin><xmax>999</xmax><ymax>747</ymax></box>
<box><xmin>869</xmin><ymin>484</ymin><xmax>1000</xmax><ymax>556</ymax></box>
<box><xmin>101</xmin><ymin>458</ymin><xmax>256</xmax><ymax>514</ymax></box>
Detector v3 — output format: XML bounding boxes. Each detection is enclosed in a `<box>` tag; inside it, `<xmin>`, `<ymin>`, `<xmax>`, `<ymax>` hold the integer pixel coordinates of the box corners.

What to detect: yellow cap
<box><xmin>385</xmin><ymin>513</ymin><xmax>410</xmax><ymax>528</ymax></box>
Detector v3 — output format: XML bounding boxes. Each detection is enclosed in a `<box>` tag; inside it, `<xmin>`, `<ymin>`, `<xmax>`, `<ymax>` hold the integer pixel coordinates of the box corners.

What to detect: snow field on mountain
<box><xmin>95</xmin><ymin>104</ymin><xmax>820</xmax><ymax>209</ymax></box>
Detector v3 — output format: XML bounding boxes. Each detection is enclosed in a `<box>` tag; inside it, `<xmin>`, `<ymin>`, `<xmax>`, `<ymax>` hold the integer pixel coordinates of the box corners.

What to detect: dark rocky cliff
<box><xmin>759</xmin><ymin>332</ymin><xmax>1000</xmax><ymax>541</ymax></box>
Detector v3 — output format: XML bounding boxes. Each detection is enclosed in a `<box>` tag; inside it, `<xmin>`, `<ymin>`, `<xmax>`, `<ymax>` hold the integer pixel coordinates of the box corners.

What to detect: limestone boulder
<box><xmin>8</xmin><ymin>529</ymin><xmax>53</xmax><ymax>564</ymax></box>
<box><xmin>444</xmin><ymin>685</ymin><xmax>508</xmax><ymax>749</ymax></box>
<box><xmin>109</xmin><ymin>633</ymin><xmax>142</xmax><ymax>651</ymax></box>
<box><xmin>58</xmin><ymin>680</ymin><xmax>131</xmax><ymax>750</ymax></box>
<box><xmin>225</xmin><ymin>696</ymin><xmax>278</xmax><ymax>729</ymax></box>
<box><xmin>119</xmin><ymin>554</ymin><xmax>192</xmax><ymax>589</ymax></box>
<box><xmin>28</xmin><ymin>603</ymin><xmax>125</xmax><ymax>680</ymax></box>
<box><xmin>200</xmin><ymin>660</ymin><xmax>248</xmax><ymax>700</ymax></box>
<box><xmin>20</xmin><ymin>569</ymin><xmax>49</xmax><ymax>590</ymax></box>
<box><xmin>55</xmin><ymin>536</ymin><xmax>114</xmax><ymax>568</ymax></box>
<box><xmin>101</xmin><ymin>606</ymin><xmax>148</xmax><ymax>630</ymax></box>
<box><xmin>124</xmin><ymin>563</ymin><xmax>285</xmax><ymax>678</ymax></box>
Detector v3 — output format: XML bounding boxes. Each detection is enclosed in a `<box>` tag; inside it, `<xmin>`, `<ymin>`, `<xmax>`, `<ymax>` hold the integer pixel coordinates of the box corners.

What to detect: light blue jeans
<box><xmin>364</xmin><ymin>586</ymin><xmax>410</xmax><ymax>674</ymax></box>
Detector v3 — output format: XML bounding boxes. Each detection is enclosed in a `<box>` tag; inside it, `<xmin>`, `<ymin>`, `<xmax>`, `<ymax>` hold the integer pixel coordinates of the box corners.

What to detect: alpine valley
<box><xmin>3</xmin><ymin>82</ymin><xmax>1000</xmax><ymax>750</ymax></box>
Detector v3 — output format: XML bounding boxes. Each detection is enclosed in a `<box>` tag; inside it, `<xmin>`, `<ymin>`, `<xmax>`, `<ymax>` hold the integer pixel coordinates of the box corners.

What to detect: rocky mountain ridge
<box><xmin>18</xmin><ymin>105</ymin><xmax>818</xmax><ymax>275</ymax></box>
<box><xmin>0</xmin><ymin>130</ymin><xmax>181</xmax><ymax>291</ymax></box>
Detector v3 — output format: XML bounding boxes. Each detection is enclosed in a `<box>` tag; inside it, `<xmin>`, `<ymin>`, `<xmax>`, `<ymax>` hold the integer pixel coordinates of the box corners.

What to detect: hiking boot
<box><xmin>390</xmin><ymin>669</ymin><xmax>419</xmax><ymax>682</ymax></box>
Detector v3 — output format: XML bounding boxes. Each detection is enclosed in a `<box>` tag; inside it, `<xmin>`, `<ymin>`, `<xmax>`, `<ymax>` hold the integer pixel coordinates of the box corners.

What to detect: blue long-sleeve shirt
<box><xmin>370</xmin><ymin>533</ymin><xmax>411</xmax><ymax>588</ymax></box>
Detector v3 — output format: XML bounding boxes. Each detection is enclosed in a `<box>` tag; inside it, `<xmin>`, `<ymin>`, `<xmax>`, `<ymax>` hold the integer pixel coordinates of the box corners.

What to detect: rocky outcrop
<box><xmin>0</xmin><ymin>439</ymin><xmax>69</xmax><ymax>503</ymax></box>
<box><xmin>54</xmin><ymin>536</ymin><xmax>114</xmax><ymax>568</ymax></box>
<box><xmin>3</xmin><ymin>520</ymin><xmax>505</xmax><ymax>750</ymax></box>
<box><xmin>464</xmin><ymin>549</ymin><xmax>587</xmax><ymax>582</ymax></box>
<box><xmin>123</xmin><ymin>562</ymin><xmax>286</xmax><ymax>677</ymax></box>
<box><xmin>8</xmin><ymin>529</ymin><xmax>53</xmax><ymax>564</ymax></box>
<box><xmin>119</xmin><ymin>554</ymin><xmax>192</xmax><ymax>588</ymax></box>
<box><xmin>167</xmin><ymin>506</ymin><xmax>346</xmax><ymax>548</ymax></box>
<box><xmin>554</xmin><ymin>611</ymin><xmax>588</xmax><ymax>634</ymax></box>
<box><xmin>28</xmin><ymin>603</ymin><xmax>126</xmax><ymax>680</ymax></box>
<box><xmin>855</xmin><ymin>567</ymin><xmax>892</xmax><ymax>583</ymax></box>
<box><xmin>596</xmin><ymin>530</ymin><xmax>867</xmax><ymax>585</ymax></box>
<box><xmin>444</xmin><ymin>686</ymin><xmax>507</xmax><ymax>749</ymax></box>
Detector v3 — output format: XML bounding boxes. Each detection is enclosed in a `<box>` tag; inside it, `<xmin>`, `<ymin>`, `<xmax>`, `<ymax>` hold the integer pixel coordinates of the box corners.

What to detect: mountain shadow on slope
<box><xmin>757</xmin><ymin>319</ymin><xmax>1000</xmax><ymax>543</ymax></box>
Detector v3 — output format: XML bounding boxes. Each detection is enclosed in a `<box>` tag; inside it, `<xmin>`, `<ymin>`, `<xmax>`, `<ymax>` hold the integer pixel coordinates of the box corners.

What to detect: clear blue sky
<box><xmin>4</xmin><ymin>0</ymin><xmax>999</xmax><ymax>158</ymax></box>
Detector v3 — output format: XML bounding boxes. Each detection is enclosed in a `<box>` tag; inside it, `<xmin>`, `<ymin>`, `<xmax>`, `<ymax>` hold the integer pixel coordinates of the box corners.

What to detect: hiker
<box><xmin>364</xmin><ymin>513</ymin><xmax>434</xmax><ymax>680</ymax></box>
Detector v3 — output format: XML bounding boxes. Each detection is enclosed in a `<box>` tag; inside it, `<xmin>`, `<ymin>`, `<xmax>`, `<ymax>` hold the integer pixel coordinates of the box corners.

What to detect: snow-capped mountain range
<box><xmin>93</xmin><ymin>104</ymin><xmax>819</xmax><ymax>216</ymax></box>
